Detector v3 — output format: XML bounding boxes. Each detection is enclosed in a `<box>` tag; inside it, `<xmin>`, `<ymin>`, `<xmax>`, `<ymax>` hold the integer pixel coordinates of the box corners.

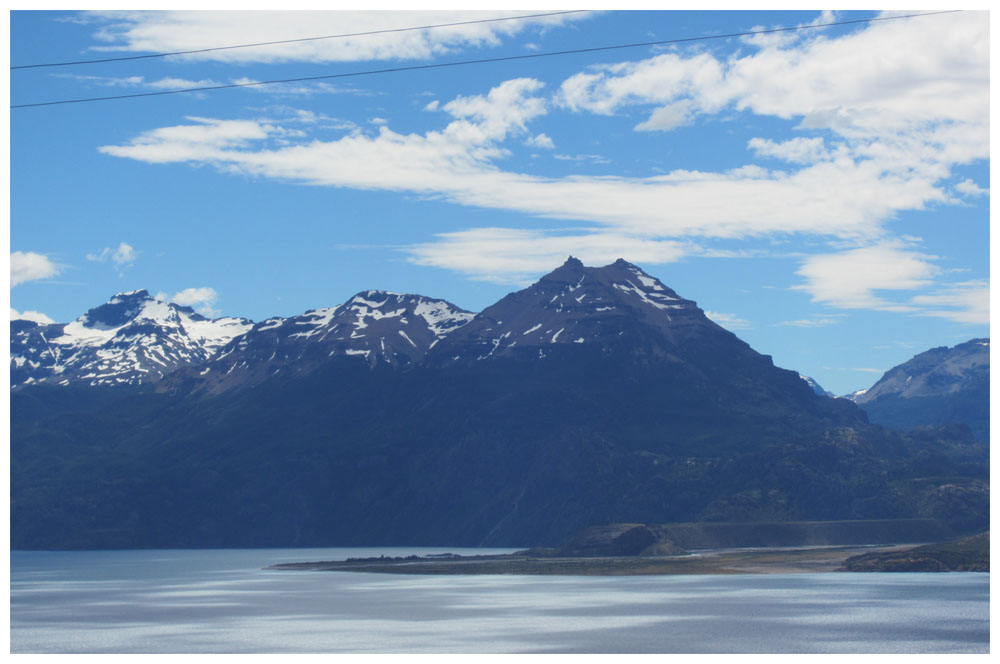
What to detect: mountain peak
<box><xmin>11</xmin><ymin>288</ymin><xmax>253</xmax><ymax>389</ymax></box>
<box><xmin>109</xmin><ymin>289</ymin><xmax>152</xmax><ymax>302</ymax></box>
<box><xmin>428</xmin><ymin>257</ymin><xmax>718</xmax><ymax>364</ymax></box>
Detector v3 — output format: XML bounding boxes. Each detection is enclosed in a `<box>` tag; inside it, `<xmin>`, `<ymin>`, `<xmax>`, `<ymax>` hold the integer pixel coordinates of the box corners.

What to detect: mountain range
<box><xmin>10</xmin><ymin>258</ymin><xmax>989</xmax><ymax>550</ymax></box>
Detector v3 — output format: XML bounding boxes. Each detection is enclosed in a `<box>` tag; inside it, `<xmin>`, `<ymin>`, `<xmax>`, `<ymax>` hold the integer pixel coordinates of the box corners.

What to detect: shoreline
<box><xmin>267</xmin><ymin>543</ymin><xmax>929</xmax><ymax>576</ymax></box>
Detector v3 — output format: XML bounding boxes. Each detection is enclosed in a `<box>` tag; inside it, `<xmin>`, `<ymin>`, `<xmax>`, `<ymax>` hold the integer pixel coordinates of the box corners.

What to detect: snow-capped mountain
<box><xmin>174</xmin><ymin>290</ymin><xmax>474</xmax><ymax>392</ymax></box>
<box><xmin>13</xmin><ymin>259</ymin><xmax>986</xmax><ymax>551</ymax></box>
<box><xmin>428</xmin><ymin>257</ymin><xmax>715</xmax><ymax>363</ymax></box>
<box><xmin>10</xmin><ymin>290</ymin><xmax>252</xmax><ymax>388</ymax></box>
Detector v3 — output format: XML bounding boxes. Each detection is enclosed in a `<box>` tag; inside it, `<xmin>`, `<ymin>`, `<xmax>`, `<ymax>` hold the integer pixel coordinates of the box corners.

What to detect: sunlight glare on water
<box><xmin>10</xmin><ymin>549</ymin><xmax>989</xmax><ymax>654</ymax></box>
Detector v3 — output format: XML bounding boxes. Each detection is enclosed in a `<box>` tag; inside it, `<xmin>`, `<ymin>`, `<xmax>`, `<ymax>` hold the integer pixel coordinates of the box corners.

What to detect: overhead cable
<box><xmin>12</xmin><ymin>11</ymin><xmax>589</xmax><ymax>70</ymax></box>
<box><xmin>11</xmin><ymin>11</ymin><xmax>961</xmax><ymax>109</ymax></box>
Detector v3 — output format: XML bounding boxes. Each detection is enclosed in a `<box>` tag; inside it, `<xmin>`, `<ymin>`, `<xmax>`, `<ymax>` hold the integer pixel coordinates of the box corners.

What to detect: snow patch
<box><xmin>414</xmin><ymin>299</ymin><xmax>473</xmax><ymax>337</ymax></box>
<box><xmin>258</xmin><ymin>318</ymin><xmax>284</xmax><ymax>331</ymax></box>
<box><xmin>523</xmin><ymin>323</ymin><xmax>542</xmax><ymax>335</ymax></box>
<box><xmin>398</xmin><ymin>330</ymin><xmax>417</xmax><ymax>348</ymax></box>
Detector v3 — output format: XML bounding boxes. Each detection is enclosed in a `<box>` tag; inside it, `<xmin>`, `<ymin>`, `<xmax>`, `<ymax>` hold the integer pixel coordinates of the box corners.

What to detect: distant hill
<box><xmin>848</xmin><ymin>339</ymin><xmax>989</xmax><ymax>442</ymax></box>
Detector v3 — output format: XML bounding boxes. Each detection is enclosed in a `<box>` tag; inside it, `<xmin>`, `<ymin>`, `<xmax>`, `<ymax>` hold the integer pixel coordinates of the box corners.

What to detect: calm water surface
<box><xmin>10</xmin><ymin>548</ymin><xmax>989</xmax><ymax>653</ymax></box>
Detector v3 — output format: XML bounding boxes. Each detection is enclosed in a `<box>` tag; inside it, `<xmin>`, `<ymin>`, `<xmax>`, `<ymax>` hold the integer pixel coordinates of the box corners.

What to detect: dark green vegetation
<box><xmin>11</xmin><ymin>365</ymin><xmax>987</xmax><ymax>550</ymax></box>
<box><xmin>843</xmin><ymin>532</ymin><xmax>989</xmax><ymax>572</ymax></box>
<box><xmin>10</xmin><ymin>261</ymin><xmax>989</xmax><ymax>550</ymax></box>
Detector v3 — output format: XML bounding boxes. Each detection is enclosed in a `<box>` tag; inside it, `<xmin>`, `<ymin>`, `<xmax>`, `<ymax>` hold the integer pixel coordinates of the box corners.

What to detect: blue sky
<box><xmin>9</xmin><ymin>9</ymin><xmax>990</xmax><ymax>395</ymax></box>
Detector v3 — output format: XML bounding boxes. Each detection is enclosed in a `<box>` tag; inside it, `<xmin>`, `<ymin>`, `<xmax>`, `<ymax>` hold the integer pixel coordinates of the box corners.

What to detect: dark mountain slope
<box><xmin>10</xmin><ymin>260</ymin><xmax>988</xmax><ymax>550</ymax></box>
<box><xmin>162</xmin><ymin>290</ymin><xmax>473</xmax><ymax>394</ymax></box>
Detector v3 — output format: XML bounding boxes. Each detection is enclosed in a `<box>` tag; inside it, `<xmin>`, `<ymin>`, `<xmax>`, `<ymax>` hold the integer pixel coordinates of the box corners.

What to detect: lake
<box><xmin>9</xmin><ymin>548</ymin><xmax>989</xmax><ymax>653</ymax></box>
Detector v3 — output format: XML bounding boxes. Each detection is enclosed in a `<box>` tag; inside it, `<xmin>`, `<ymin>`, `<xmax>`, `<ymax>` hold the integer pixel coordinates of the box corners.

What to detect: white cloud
<box><xmin>705</xmin><ymin>311</ymin><xmax>751</xmax><ymax>329</ymax></box>
<box><xmin>10</xmin><ymin>307</ymin><xmax>55</xmax><ymax>324</ymax></box>
<box><xmin>774</xmin><ymin>317</ymin><xmax>841</xmax><ymax>328</ymax></box>
<box><xmin>158</xmin><ymin>286</ymin><xmax>220</xmax><ymax>317</ymax></box>
<box><xmin>112</xmin><ymin>243</ymin><xmax>136</xmax><ymax>267</ymax></box>
<box><xmin>442</xmin><ymin>78</ymin><xmax>547</xmax><ymax>142</ymax></box>
<box><xmin>84</xmin><ymin>10</ymin><xmax>590</xmax><ymax>64</ymax></box>
<box><xmin>99</xmin><ymin>117</ymin><xmax>278</xmax><ymax>163</ymax></box>
<box><xmin>748</xmin><ymin>137</ymin><xmax>829</xmax><ymax>164</ymax></box>
<box><xmin>635</xmin><ymin>100</ymin><xmax>698</xmax><ymax>132</ymax></box>
<box><xmin>62</xmin><ymin>73</ymin><xmax>224</xmax><ymax>90</ymax></box>
<box><xmin>794</xmin><ymin>241</ymin><xmax>938</xmax><ymax>311</ymax></box>
<box><xmin>559</xmin><ymin>11</ymin><xmax>986</xmax><ymax>147</ymax></box>
<box><xmin>145</xmin><ymin>76</ymin><xmax>222</xmax><ymax>89</ymax></box>
<box><xmin>955</xmin><ymin>178</ymin><xmax>988</xmax><ymax>197</ymax></box>
<box><xmin>559</xmin><ymin>51</ymin><xmax>726</xmax><ymax>118</ymax></box>
<box><xmin>794</xmin><ymin>245</ymin><xmax>989</xmax><ymax>324</ymax></box>
<box><xmin>552</xmin><ymin>153</ymin><xmax>609</xmax><ymax>164</ymax></box>
<box><xmin>407</xmin><ymin>228</ymin><xmax>688</xmax><ymax>284</ymax></box>
<box><xmin>87</xmin><ymin>242</ymin><xmax>137</xmax><ymax>272</ymax></box>
<box><xmin>11</xmin><ymin>251</ymin><xmax>61</xmax><ymax>287</ymax></box>
<box><xmin>557</xmin><ymin>11</ymin><xmax>988</xmax><ymax>197</ymax></box>
<box><xmin>911</xmin><ymin>280</ymin><xmax>989</xmax><ymax>325</ymax></box>
<box><xmin>102</xmin><ymin>116</ymin><xmax>938</xmax><ymax>243</ymax></box>
<box><xmin>525</xmin><ymin>133</ymin><xmax>554</xmax><ymax>149</ymax></box>
<box><xmin>95</xmin><ymin>13</ymin><xmax>988</xmax><ymax>287</ymax></box>
<box><xmin>229</xmin><ymin>77</ymin><xmax>365</xmax><ymax>96</ymax></box>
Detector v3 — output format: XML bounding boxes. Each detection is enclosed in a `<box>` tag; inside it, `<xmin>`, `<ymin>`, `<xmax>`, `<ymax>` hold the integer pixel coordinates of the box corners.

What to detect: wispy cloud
<box><xmin>96</xmin><ymin>12</ymin><xmax>987</xmax><ymax>302</ymax></box>
<box><xmin>84</xmin><ymin>10</ymin><xmax>592</xmax><ymax>64</ymax></box>
<box><xmin>911</xmin><ymin>280</ymin><xmax>989</xmax><ymax>325</ymax></box>
<box><xmin>793</xmin><ymin>241</ymin><xmax>937</xmax><ymax>311</ymax></box>
<box><xmin>705</xmin><ymin>310</ymin><xmax>751</xmax><ymax>330</ymax></box>
<box><xmin>408</xmin><ymin>227</ymin><xmax>689</xmax><ymax>284</ymax></box>
<box><xmin>774</xmin><ymin>316</ymin><xmax>842</xmax><ymax>328</ymax></box>
<box><xmin>794</xmin><ymin>243</ymin><xmax>988</xmax><ymax>324</ymax></box>
<box><xmin>87</xmin><ymin>242</ymin><xmax>137</xmax><ymax>274</ymax></box>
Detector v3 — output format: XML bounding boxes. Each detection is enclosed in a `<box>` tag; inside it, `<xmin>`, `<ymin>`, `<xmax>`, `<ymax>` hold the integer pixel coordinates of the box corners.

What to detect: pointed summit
<box><xmin>81</xmin><ymin>289</ymin><xmax>159</xmax><ymax>328</ymax></box>
<box><xmin>428</xmin><ymin>257</ymin><xmax>724</xmax><ymax>364</ymax></box>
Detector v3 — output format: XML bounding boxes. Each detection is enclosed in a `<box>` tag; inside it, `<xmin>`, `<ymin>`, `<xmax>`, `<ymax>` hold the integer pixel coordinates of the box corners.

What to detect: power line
<box><xmin>11</xmin><ymin>10</ymin><xmax>961</xmax><ymax>110</ymax></box>
<box><xmin>12</xmin><ymin>10</ymin><xmax>589</xmax><ymax>70</ymax></box>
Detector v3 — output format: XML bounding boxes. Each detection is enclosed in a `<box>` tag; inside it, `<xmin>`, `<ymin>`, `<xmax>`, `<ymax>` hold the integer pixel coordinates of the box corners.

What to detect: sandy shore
<box><xmin>268</xmin><ymin>544</ymin><xmax>918</xmax><ymax>576</ymax></box>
